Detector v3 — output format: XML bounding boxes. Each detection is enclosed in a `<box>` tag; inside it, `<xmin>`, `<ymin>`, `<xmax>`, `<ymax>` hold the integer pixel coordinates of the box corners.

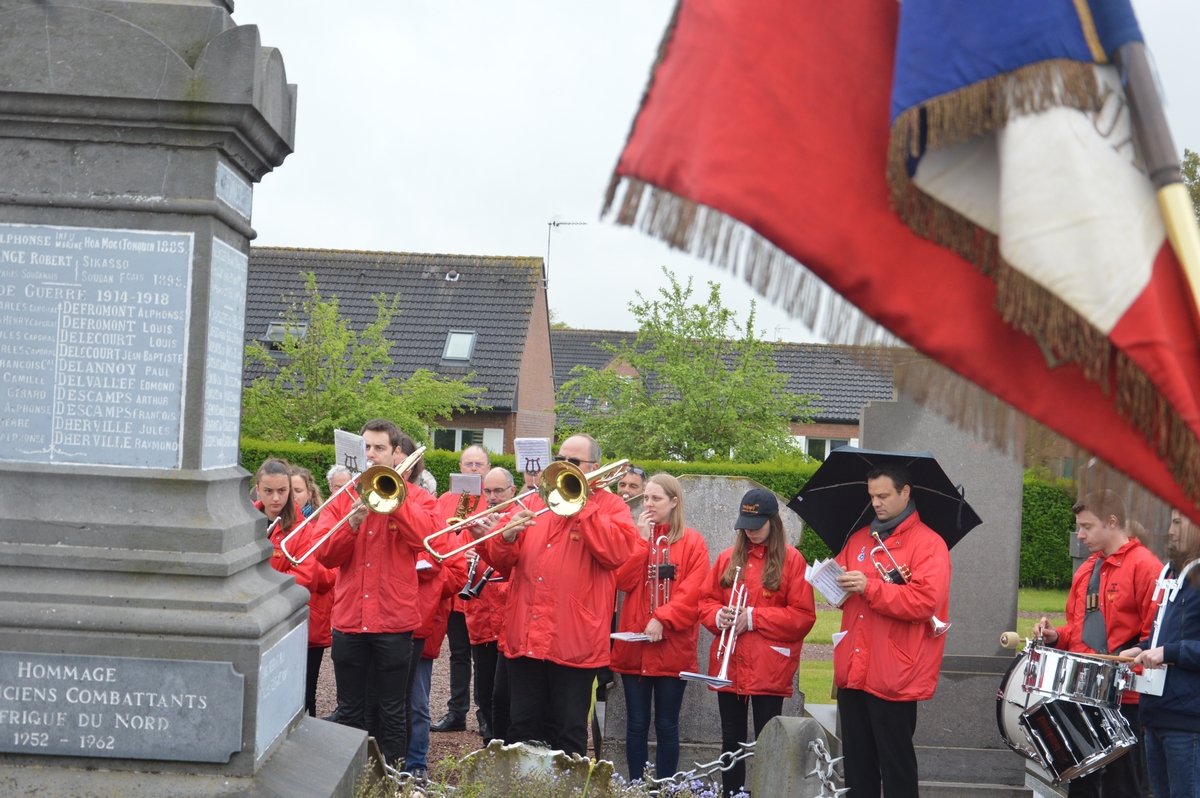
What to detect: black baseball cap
<box><xmin>735</xmin><ymin>488</ymin><xmax>778</xmax><ymax>529</ymax></box>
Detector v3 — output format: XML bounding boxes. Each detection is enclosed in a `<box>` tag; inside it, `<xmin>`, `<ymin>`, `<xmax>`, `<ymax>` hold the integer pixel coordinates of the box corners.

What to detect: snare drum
<box><xmin>997</xmin><ymin>649</ymin><xmax>1137</xmax><ymax>784</ymax></box>
<box><xmin>1023</xmin><ymin>646</ymin><xmax>1130</xmax><ymax>708</ymax></box>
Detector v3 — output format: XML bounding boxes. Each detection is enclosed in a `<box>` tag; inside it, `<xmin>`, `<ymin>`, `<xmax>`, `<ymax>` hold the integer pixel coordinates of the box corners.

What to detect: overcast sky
<box><xmin>233</xmin><ymin>1</ymin><xmax>1200</xmax><ymax>344</ymax></box>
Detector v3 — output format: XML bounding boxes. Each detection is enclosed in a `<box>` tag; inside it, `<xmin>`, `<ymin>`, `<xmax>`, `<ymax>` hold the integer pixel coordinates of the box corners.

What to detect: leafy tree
<box><xmin>557</xmin><ymin>268</ymin><xmax>816</xmax><ymax>463</ymax></box>
<box><xmin>1184</xmin><ymin>148</ymin><xmax>1200</xmax><ymax>224</ymax></box>
<box><xmin>549</xmin><ymin>307</ymin><xmax>571</xmax><ymax>330</ymax></box>
<box><xmin>242</xmin><ymin>274</ymin><xmax>486</xmax><ymax>445</ymax></box>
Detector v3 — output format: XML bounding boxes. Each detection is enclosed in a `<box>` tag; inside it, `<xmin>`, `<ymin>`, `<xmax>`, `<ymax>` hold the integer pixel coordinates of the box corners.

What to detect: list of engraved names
<box><xmin>0</xmin><ymin>223</ymin><xmax>192</xmax><ymax>468</ymax></box>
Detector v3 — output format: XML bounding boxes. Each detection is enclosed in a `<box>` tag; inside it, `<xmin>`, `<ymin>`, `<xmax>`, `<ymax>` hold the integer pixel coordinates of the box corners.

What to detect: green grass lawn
<box><xmin>799</xmin><ymin>660</ymin><xmax>835</xmax><ymax>704</ymax></box>
<box><xmin>1018</xmin><ymin>588</ymin><xmax>1070</xmax><ymax>614</ymax></box>
<box><xmin>805</xmin><ymin>610</ymin><xmax>841</xmax><ymax>645</ymax></box>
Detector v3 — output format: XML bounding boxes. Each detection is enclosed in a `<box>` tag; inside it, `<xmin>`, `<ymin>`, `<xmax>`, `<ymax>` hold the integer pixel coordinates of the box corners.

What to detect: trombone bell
<box><xmin>360</xmin><ymin>465</ymin><xmax>405</xmax><ymax>514</ymax></box>
<box><xmin>540</xmin><ymin>461</ymin><xmax>589</xmax><ymax>516</ymax></box>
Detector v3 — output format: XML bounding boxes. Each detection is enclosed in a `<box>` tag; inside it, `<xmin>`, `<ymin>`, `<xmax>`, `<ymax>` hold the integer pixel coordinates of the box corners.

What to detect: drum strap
<box><xmin>1081</xmin><ymin>557</ymin><xmax>1109</xmax><ymax>654</ymax></box>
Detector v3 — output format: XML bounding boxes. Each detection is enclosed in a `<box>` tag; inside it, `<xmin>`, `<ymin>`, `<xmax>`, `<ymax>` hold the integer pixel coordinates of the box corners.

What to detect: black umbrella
<box><xmin>787</xmin><ymin>446</ymin><xmax>982</xmax><ymax>555</ymax></box>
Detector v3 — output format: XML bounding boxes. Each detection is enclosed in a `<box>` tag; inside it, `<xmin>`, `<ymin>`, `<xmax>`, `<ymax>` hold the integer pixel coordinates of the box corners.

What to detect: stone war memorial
<box><xmin>0</xmin><ymin>0</ymin><xmax>367</xmax><ymax>794</ymax></box>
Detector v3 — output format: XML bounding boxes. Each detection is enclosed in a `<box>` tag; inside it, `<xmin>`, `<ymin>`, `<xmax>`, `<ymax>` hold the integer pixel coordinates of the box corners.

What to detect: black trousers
<box><xmin>493</xmin><ymin>653</ymin><xmax>511</xmax><ymax>743</ymax></box>
<box><xmin>445</xmin><ymin>611</ymin><xmax>472</xmax><ymax>718</ymax></box>
<box><xmin>305</xmin><ymin>646</ymin><xmax>326</xmax><ymax>717</ymax></box>
<box><xmin>1067</xmin><ymin>702</ymin><xmax>1146</xmax><ymax>798</ymax></box>
<box><xmin>838</xmin><ymin>687</ymin><xmax>919</xmax><ymax>798</ymax></box>
<box><xmin>471</xmin><ymin>641</ymin><xmax>499</xmax><ymax>737</ymax></box>
<box><xmin>332</xmin><ymin>630</ymin><xmax>413</xmax><ymax>767</ymax></box>
<box><xmin>507</xmin><ymin>656</ymin><xmax>596</xmax><ymax>756</ymax></box>
<box><xmin>716</xmin><ymin>692</ymin><xmax>784</xmax><ymax>796</ymax></box>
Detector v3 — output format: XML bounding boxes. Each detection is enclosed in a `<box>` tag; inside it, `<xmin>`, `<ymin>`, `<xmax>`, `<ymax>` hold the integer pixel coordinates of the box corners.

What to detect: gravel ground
<box><xmin>313</xmin><ymin>647</ymin><xmax>486</xmax><ymax>766</ymax></box>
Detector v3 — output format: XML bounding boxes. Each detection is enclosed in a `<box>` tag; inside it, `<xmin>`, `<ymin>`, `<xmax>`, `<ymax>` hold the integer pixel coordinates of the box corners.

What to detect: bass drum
<box><xmin>997</xmin><ymin>649</ymin><xmax>1137</xmax><ymax>784</ymax></box>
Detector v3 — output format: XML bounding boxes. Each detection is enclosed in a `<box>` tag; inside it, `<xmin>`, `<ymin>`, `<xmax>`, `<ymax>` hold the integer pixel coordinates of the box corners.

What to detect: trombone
<box><xmin>422</xmin><ymin>459</ymin><xmax>630</xmax><ymax>562</ymax></box>
<box><xmin>681</xmin><ymin>565</ymin><xmax>747</xmax><ymax>688</ymax></box>
<box><xmin>279</xmin><ymin>447</ymin><xmax>426</xmax><ymax>566</ymax></box>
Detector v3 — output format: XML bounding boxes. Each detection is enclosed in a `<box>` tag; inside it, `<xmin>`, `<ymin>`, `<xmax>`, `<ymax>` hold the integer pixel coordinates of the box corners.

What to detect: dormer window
<box><xmin>262</xmin><ymin>322</ymin><xmax>307</xmax><ymax>350</ymax></box>
<box><xmin>443</xmin><ymin>330</ymin><xmax>477</xmax><ymax>361</ymax></box>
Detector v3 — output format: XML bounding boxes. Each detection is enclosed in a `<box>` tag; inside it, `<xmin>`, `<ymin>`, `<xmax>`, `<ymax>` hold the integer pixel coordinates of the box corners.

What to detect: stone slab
<box><xmin>0</xmin><ymin>716</ymin><xmax>367</xmax><ymax>797</ymax></box>
<box><xmin>750</xmin><ymin>716</ymin><xmax>831</xmax><ymax>798</ymax></box>
<box><xmin>254</xmin><ymin>622</ymin><xmax>306</xmax><ymax>760</ymax></box>
<box><xmin>920</xmin><ymin>783</ymin><xmax>1033</xmax><ymax>798</ymax></box>
<box><xmin>0</xmin><ymin>649</ymin><xmax>243</xmax><ymax>763</ymax></box>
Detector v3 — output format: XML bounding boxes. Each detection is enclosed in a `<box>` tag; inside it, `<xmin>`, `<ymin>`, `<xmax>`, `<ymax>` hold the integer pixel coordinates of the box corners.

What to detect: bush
<box><xmin>1020</xmin><ymin>474</ymin><xmax>1076</xmax><ymax>588</ymax></box>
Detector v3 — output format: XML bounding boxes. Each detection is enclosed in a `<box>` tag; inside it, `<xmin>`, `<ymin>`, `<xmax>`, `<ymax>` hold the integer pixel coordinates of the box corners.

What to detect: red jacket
<box><xmin>700</xmin><ymin>544</ymin><xmax>815</xmax><ymax>696</ymax></box>
<box><xmin>833</xmin><ymin>512</ymin><xmax>951</xmax><ymax>702</ymax></box>
<box><xmin>437</xmin><ymin>491</ymin><xmax>488</xmax><ymax>614</ymax></box>
<box><xmin>481</xmin><ymin>488</ymin><xmax>639</xmax><ymax>668</ymax></box>
<box><xmin>257</xmin><ymin>502</ymin><xmax>337</xmax><ymax>648</ymax></box>
<box><xmin>1054</xmin><ymin>537</ymin><xmax>1161</xmax><ymax>704</ymax></box>
<box><xmin>315</xmin><ymin>479</ymin><xmax>439</xmax><ymax>634</ymax></box>
<box><xmin>611</xmin><ymin>527</ymin><xmax>710</xmax><ymax>678</ymax></box>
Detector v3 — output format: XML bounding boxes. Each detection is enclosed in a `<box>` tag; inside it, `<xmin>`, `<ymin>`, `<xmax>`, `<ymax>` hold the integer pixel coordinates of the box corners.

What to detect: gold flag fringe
<box><xmin>605</xmin><ymin>177</ymin><xmax>895</xmax><ymax>348</ymax></box>
<box><xmin>886</xmin><ymin>59</ymin><xmax>1200</xmax><ymax>507</ymax></box>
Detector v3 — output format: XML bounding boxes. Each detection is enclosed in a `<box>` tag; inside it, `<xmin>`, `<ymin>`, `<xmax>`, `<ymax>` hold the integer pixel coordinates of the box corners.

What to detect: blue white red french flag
<box><xmin>606</xmin><ymin>0</ymin><xmax>1200</xmax><ymax>520</ymax></box>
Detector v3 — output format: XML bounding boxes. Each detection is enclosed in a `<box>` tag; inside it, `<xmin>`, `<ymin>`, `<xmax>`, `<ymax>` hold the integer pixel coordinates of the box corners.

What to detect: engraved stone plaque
<box><xmin>0</xmin><ymin>222</ymin><xmax>193</xmax><ymax>468</ymax></box>
<box><xmin>0</xmin><ymin>650</ymin><xmax>244</xmax><ymax>763</ymax></box>
<box><xmin>201</xmin><ymin>238</ymin><xmax>248</xmax><ymax>470</ymax></box>
<box><xmin>215</xmin><ymin>162</ymin><xmax>253</xmax><ymax>221</ymax></box>
<box><xmin>254</xmin><ymin>622</ymin><xmax>305</xmax><ymax>758</ymax></box>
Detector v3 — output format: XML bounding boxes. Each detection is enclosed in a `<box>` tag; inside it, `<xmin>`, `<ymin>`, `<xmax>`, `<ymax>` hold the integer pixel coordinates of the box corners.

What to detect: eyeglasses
<box><xmin>460</xmin><ymin>461</ymin><xmax>488</xmax><ymax>469</ymax></box>
<box><xmin>554</xmin><ymin>455</ymin><xmax>594</xmax><ymax>468</ymax></box>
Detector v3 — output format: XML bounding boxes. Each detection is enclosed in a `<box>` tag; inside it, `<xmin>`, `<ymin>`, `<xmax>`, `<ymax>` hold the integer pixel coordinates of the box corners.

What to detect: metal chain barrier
<box><xmin>642</xmin><ymin>740</ymin><xmax>756</xmax><ymax>795</ymax></box>
<box><xmin>806</xmin><ymin>737</ymin><xmax>848</xmax><ymax>797</ymax></box>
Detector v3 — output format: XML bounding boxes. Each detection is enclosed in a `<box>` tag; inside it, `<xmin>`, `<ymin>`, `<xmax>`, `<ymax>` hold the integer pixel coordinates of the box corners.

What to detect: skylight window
<box><xmin>443</xmin><ymin>330</ymin><xmax>477</xmax><ymax>361</ymax></box>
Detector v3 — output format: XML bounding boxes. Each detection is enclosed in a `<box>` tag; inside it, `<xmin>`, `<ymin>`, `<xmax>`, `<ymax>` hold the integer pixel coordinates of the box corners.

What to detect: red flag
<box><xmin>606</xmin><ymin>0</ymin><xmax>1200</xmax><ymax>519</ymax></box>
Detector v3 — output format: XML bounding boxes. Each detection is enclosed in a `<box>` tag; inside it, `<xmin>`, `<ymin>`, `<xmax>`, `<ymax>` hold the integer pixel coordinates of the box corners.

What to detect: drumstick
<box><xmin>1089</xmin><ymin>653</ymin><xmax>1137</xmax><ymax>663</ymax></box>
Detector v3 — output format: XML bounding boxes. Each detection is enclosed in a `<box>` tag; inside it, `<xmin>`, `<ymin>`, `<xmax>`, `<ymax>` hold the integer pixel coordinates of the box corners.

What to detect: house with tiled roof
<box><xmin>245</xmin><ymin>248</ymin><xmax>555</xmax><ymax>454</ymax></box>
<box><xmin>549</xmin><ymin>329</ymin><xmax>896</xmax><ymax>460</ymax></box>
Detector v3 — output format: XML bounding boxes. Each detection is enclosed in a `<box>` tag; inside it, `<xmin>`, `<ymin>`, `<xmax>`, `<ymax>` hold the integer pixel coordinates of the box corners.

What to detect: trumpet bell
<box><xmin>359</xmin><ymin>465</ymin><xmax>406</xmax><ymax>514</ymax></box>
<box><xmin>539</xmin><ymin>461</ymin><xmax>589</xmax><ymax>516</ymax></box>
<box><xmin>930</xmin><ymin>616</ymin><xmax>951</xmax><ymax>637</ymax></box>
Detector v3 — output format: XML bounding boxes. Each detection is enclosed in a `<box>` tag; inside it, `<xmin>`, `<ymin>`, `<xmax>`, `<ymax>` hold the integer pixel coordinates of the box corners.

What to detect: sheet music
<box><xmin>333</xmin><ymin>429</ymin><xmax>367</xmax><ymax>475</ymax></box>
<box><xmin>805</xmin><ymin>558</ymin><xmax>849</xmax><ymax>607</ymax></box>
<box><xmin>514</xmin><ymin>437</ymin><xmax>552</xmax><ymax>474</ymax></box>
<box><xmin>611</xmin><ymin>632</ymin><xmax>653</xmax><ymax>643</ymax></box>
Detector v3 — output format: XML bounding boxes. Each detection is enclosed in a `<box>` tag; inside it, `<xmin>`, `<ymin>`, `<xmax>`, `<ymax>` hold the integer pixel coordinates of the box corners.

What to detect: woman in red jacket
<box><xmin>700</xmin><ymin>488</ymin><xmax>816</xmax><ymax>797</ymax></box>
<box><xmin>253</xmin><ymin>458</ymin><xmax>337</xmax><ymax>717</ymax></box>
<box><xmin>612</xmin><ymin>473</ymin><xmax>709</xmax><ymax>781</ymax></box>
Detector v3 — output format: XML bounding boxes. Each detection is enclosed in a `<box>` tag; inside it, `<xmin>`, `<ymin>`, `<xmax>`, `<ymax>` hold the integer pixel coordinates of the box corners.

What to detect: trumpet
<box><xmin>422</xmin><ymin>459</ymin><xmax>630</xmax><ymax>561</ymax></box>
<box><xmin>647</xmin><ymin>530</ymin><xmax>676</xmax><ymax>614</ymax></box>
<box><xmin>681</xmin><ymin>565</ymin><xmax>747</xmax><ymax>688</ymax></box>
<box><xmin>870</xmin><ymin>531</ymin><xmax>951</xmax><ymax>637</ymax></box>
<box><xmin>279</xmin><ymin>447</ymin><xmax>425</xmax><ymax>566</ymax></box>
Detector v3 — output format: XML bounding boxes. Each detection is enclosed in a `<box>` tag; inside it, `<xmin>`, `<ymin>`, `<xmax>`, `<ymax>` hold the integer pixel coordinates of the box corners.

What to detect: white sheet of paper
<box><xmin>514</xmin><ymin>437</ymin><xmax>552</xmax><ymax>474</ymax></box>
<box><xmin>611</xmin><ymin>632</ymin><xmax>653</xmax><ymax>642</ymax></box>
<box><xmin>449</xmin><ymin>473</ymin><xmax>483</xmax><ymax>495</ymax></box>
<box><xmin>832</xmin><ymin>631</ymin><xmax>848</xmax><ymax>647</ymax></box>
<box><xmin>415</xmin><ymin>560</ymin><xmax>434</xmax><ymax>571</ymax></box>
<box><xmin>333</xmin><ymin>429</ymin><xmax>367</xmax><ymax>475</ymax></box>
<box><xmin>770</xmin><ymin>646</ymin><xmax>791</xmax><ymax>657</ymax></box>
<box><xmin>806</xmin><ymin>558</ymin><xmax>849</xmax><ymax>607</ymax></box>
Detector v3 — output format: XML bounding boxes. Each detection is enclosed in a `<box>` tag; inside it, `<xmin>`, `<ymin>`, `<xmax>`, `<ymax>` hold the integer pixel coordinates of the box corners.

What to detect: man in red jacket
<box><xmin>431</xmin><ymin>444</ymin><xmax>492</xmax><ymax>733</ymax></box>
<box><xmin>1033</xmin><ymin>489</ymin><xmax>1160</xmax><ymax>798</ymax></box>
<box><xmin>315</xmin><ymin>418</ymin><xmax>437</xmax><ymax>769</ymax></box>
<box><xmin>475</xmin><ymin>434</ymin><xmax>638</xmax><ymax>756</ymax></box>
<box><xmin>833</xmin><ymin>463</ymin><xmax>951</xmax><ymax>798</ymax></box>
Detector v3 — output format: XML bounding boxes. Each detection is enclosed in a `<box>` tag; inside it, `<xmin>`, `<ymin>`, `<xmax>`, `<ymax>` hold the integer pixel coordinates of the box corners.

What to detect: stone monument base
<box><xmin>0</xmin><ymin>717</ymin><xmax>367</xmax><ymax>798</ymax></box>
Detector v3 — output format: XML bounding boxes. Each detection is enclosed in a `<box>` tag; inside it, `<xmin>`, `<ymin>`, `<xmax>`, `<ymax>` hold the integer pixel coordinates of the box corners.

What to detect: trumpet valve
<box><xmin>899</xmin><ymin>564</ymin><xmax>913</xmax><ymax>583</ymax></box>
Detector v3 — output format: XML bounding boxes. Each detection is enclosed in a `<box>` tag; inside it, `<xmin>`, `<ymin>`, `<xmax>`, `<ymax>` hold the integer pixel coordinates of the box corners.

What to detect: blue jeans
<box><xmin>621</xmin><ymin>674</ymin><xmax>688</xmax><ymax>781</ymax></box>
<box><xmin>1145</xmin><ymin>726</ymin><xmax>1200</xmax><ymax>798</ymax></box>
<box><xmin>407</xmin><ymin>656</ymin><xmax>433</xmax><ymax>772</ymax></box>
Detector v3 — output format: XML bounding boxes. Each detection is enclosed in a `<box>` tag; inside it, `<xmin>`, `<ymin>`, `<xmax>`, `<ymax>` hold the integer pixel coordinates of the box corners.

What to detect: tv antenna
<box><xmin>545</xmin><ymin>221</ymin><xmax>587</xmax><ymax>289</ymax></box>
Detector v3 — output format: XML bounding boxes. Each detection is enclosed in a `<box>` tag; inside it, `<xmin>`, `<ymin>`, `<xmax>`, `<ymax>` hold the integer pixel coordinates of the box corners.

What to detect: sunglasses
<box><xmin>626</xmin><ymin>466</ymin><xmax>646</xmax><ymax>477</ymax></box>
<box><xmin>554</xmin><ymin>455</ymin><xmax>594</xmax><ymax>467</ymax></box>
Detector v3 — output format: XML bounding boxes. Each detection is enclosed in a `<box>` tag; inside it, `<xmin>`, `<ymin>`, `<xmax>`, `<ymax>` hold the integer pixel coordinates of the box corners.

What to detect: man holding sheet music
<box><xmin>831</xmin><ymin>463</ymin><xmax>951</xmax><ymax>798</ymax></box>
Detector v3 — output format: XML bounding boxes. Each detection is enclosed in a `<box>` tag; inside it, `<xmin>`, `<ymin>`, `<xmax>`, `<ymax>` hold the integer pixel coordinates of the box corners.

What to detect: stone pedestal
<box><xmin>603</xmin><ymin>475</ymin><xmax>804</xmax><ymax>779</ymax></box>
<box><xmin>0</xmin><ymin>1</ymin><xmax>366</xmax><ymax>793</ymax></box>
<box><xmin>860</xmin><ymin>393</ymin><xmax>1029</xmax><ymax>795</ymax></box>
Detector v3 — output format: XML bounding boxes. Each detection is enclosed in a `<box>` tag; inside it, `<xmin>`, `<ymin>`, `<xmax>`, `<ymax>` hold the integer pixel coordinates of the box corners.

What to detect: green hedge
<box><xmin>1020</xmin><ymin>475</ymin><xmax>1076</xmax><ymax>589</ymax></box>
<box><xmin>240</xmin><ymin>439</ymin><xmax>1074</xmax><ymax>584</ymax></box>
